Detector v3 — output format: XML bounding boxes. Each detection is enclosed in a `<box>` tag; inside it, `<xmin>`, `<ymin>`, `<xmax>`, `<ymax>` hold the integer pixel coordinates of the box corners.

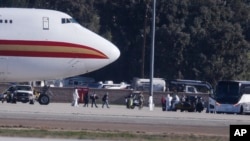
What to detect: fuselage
<box><xmin>0</xmin><ymin>8</ymin><xmax>120</xmax><ymax>82</ymax></box>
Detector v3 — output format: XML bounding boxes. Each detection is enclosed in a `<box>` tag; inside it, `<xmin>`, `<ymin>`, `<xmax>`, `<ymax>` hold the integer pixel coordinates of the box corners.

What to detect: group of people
<box><xmin>161</xmin><ymin>89</ymin><xmax>180</xmax><ymax>111</ymax></box>
<box><xmin>72</xmin><ymin>88</ymin><xmax>145</xmax><ymax>109</ymax></box>
<box><xmin>161</xmin><ymin>90</ymin><xmax>205</xmax><ymax>112</ymax></box>
<box><xmin>72</xmin><ymin>88</ymin><xmax>110</xmax><ymax>108</ymax></box>
<box><xmin>125</xmin><ymin>92</ymin><xmax>144</xmax><ymax>109</ymax></box>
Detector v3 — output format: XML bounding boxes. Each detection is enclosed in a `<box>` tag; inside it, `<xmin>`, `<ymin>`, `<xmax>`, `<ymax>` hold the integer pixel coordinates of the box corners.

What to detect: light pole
<box><xmin>149</xmin><ymin>0</ymin><xmax>156</xmax><ymax>111</ymax></box>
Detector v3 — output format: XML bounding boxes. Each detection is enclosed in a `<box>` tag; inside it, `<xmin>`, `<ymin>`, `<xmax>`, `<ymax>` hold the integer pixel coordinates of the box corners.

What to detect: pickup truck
<box><xmin>3</xmin><ymin>85</ymin><xmax>35</xmax><ymax>104</ymax></box>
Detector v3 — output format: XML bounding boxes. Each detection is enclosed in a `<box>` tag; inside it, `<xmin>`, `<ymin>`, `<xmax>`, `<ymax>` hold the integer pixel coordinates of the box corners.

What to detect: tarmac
<box><xmin>0</xmin><ymin>102</ymin><xmax>250</xmax><ymax>140</ymax></box>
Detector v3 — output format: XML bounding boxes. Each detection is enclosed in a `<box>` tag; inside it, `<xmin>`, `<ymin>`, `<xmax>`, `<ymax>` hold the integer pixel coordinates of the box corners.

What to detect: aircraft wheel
<box><xmin>38</xmin><ymin>94</ymin><xmax>50</xmax><ymax>105</ymax></box>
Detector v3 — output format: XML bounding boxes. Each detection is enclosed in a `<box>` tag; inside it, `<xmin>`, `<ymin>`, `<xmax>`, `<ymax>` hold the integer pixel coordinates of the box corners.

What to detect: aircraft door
<box><xmin>0</xmin><ymin>57</ymin><xmax>7</xmax><ymax>81</ymax></box>
<box><xmin>43</xmin><ymin>17</ymin><xmax>49</xmax><ymax>30</ymax></box>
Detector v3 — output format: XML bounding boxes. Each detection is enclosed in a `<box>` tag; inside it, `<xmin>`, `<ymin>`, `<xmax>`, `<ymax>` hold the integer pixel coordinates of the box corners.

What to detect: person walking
<box><xmin>72</xmin><ymin>87</ymin><xmax>79</xmax><ymax>107</ymax></box>
<box><xmin>102</xmin><ymin>92</ymin><xmax>110</xmax><ymax>108</ymax></box>
<box><xmin>90</xmin><ymin>91</ymin><xmax>98</xmax><ymax>108</ymax></box>
<box><xmin>83</xmin><ymin>92</ymin><xmax>89</xmax><ymax>107</ymax></box>
<box><xmin>138</xmin><ymin>92</ymin><xmax>144</xmax><ymax>109</ymax></box>
<box><xmin>165</xmin><ymin>94</ymin><xmax>172</xmax><ymax>111</ymax></box>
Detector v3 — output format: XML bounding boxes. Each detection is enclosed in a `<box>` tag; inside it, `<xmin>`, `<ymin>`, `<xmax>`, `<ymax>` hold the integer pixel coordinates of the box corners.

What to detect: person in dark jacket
<box><xmin>102</xmin><ymin>92</ymin><xmax>110</xmax><ymax>108</ymax></box>
<box><xmin>90</xmin><ymin>91</ymin><xmax>98</xmax><ymax>108</ymax></box>
<box><xmin>83</xmin><ymin>92</ymin><xmax>89</xmax><ymax>107</ymax></box>
<box><xmin>138</xmin><ymin>92</ymin><xmax>144</xmax><ymax>109</ymax></box>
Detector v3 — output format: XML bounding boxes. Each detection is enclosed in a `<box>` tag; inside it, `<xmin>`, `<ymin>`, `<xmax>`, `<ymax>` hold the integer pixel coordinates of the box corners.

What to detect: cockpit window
<box><xmin>0</xmin><ymin>19</ymin><xmax>13</xmax><ymax>24</ymax></box>
<box><xmin>61</xmin><ymin>18</ymin><xmax>77</xmax><ymax>24</ymax></box>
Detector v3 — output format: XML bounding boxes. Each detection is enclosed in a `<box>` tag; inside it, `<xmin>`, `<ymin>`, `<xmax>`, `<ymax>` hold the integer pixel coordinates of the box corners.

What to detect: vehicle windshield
<box><xmin>16</xmin><ymin>86</ymin><xmax>32</xmax><ymax>91</ymax></box>
<box><xmin>215</xmin><ymin>81</ymin><xmax>240</xmax><ymax>104</ymax></box>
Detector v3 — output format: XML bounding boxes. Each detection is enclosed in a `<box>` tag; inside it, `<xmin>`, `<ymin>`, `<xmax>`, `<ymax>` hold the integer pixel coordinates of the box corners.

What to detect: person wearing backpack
<box><xmin>102</xmin><ymin>92</ymin><xmax>110</xmax><ymax>108</ymax></box>
<box><xmin>90</xmin><ymin>91</ymin><xmax>98</xmax><ymax>108</ymax></box>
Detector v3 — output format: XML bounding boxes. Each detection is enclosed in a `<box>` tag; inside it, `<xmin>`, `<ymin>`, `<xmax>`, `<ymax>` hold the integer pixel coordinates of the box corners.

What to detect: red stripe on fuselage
<box><xmin>0</xmin><ymin>51</ymin><xmax>103</xmax><ymax>58</ymax></box>
<box><xmin>0</xmin><ymin>40</ymin><xmax>108</xmax><ymax>59</ymax></box>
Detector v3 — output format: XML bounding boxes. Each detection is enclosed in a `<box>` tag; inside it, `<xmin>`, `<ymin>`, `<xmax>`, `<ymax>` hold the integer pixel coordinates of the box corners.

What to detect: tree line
<box><xmin>1</xmin><ymin>0</ymin><xmax>250</xmax><ymax>86</ymax></box>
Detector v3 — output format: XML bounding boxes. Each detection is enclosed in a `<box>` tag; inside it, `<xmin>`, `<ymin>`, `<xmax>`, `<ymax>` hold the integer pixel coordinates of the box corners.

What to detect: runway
<box><xmin>0</xmin><ymin>102</ymin><xmax>249</xmax><ymax>139</ymax></box>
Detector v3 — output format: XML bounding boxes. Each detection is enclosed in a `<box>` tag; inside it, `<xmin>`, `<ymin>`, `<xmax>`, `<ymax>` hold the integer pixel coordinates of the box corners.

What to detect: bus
<box><xmin>208</xmin><ymin>80</ymin><xmax>250</xmax><ymax>114</ymax></box>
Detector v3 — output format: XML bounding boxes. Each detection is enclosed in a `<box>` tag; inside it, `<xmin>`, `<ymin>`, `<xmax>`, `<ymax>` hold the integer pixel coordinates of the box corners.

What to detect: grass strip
<box><xmin>0</xmin><ymin>128</ymin><xmax>228</xmax><ymax>141</ymax></box>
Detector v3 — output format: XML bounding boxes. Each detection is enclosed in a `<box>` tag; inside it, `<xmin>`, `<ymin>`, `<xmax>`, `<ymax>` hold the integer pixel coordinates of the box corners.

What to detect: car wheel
<box><xmin>12</xmin><ymin>98</ymin><xmax>17</xmax><ymax>104</ymax></box>
<box><xmin>239</xmin><ymin>106</ymin><xmax>244</xmax><ymax>115</ymax></box>
<box><xmin>29</xmin><ymin>99</ymin><xmax>35</xmax><ymax>104</ymax></box>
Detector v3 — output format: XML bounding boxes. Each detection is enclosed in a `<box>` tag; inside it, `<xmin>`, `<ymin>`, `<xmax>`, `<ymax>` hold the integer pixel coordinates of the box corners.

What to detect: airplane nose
<box><xmin>108</xmin><ymin>43</ymin><xmax>120</xmax><ymax>63</ymax></box>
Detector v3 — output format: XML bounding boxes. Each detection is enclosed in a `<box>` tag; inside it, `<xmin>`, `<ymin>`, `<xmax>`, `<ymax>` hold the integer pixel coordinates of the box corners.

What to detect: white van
<box><xmin>132</xmin><ymin>77</ymin><xmax>166</xmax><ymax>92</ymax></box>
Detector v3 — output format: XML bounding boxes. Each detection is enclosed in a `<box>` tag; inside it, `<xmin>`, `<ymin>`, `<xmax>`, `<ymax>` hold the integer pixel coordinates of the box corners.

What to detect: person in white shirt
<box><xmin>72</xmin><ymin>87</ymin><xmax>79</xmax><ymax>107</ymax></box>
<box><xmin>171</xmin><ymin>94</ymin><xmax>180</xmax><ymax>110</ymax></box>
<box><xmin>165</xmin><ymin>94</ymin><xmax>172</xmax><ymax>111</ymax></box>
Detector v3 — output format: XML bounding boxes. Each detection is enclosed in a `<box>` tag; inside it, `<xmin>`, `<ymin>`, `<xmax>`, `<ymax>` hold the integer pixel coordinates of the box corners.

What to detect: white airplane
<box><xmin>0</xmin><ymin>8</ymin><xmax>120</xmax><ymax>83</ymax></box>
